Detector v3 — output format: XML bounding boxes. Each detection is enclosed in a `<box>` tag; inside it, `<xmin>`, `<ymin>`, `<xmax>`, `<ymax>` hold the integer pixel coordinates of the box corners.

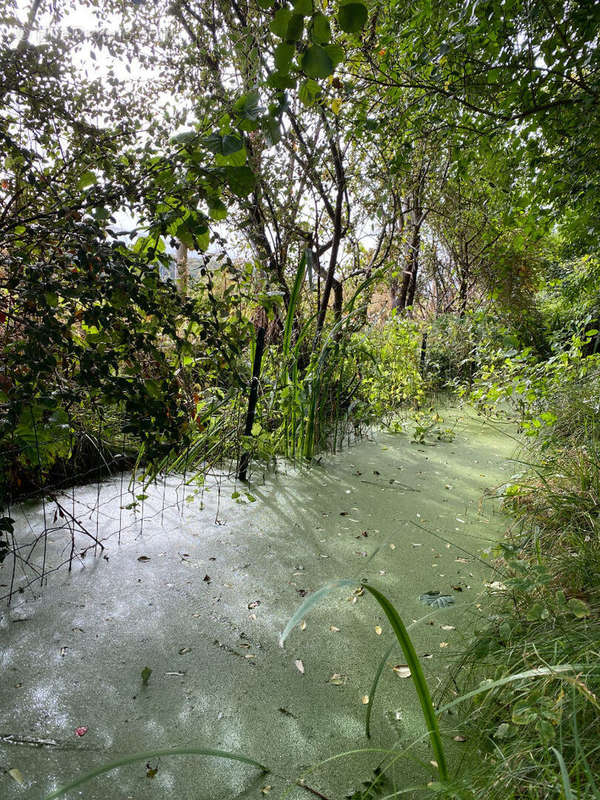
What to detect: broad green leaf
<box><xmin>286</xmin><ymin>13</ymin><xmax>304</xmax><ymax>41</ymax></box>
<box><xmin>293</xmin><ymin>0</ymin><xmax>312</xmax><ymax>14</ymax></box>
<box><xmin>225</xmin><ymin>166</ymin><xmax>255</xmax><ymax>196</ymax></box>
<box><xmin>298</xmin><ymin>78</ymin><xmax>322</xmax><ymax>106</ymax></box>
<box><xmin>301</xmin><ymin>44</ymin><xmax>334</xmax><ymax>79</ymax></box>
<box><xmin>270</xmin><ymin>7</ymin><xmax>292</xmax><ymax>37</ymax></box>
<box><xmin>267</xmin><ymin>72</ymin><xmax>297</xmax><ymax>89</ymax></box>
<box><xmin>324</xmin><ymin>43</ymin><xmax>345</xmax><ymax>68</ymax></box>
<box><xmin>567</xmin><ymin>597</ymin><xmax>590</xmax><ymax>618</ymax></box>
<box><xmin>312</xmin><ymin>12</ymin><xmax>331</xmax><ymax>43</ymax></box>
<box><xmin>274</xmin><ymin>42</ymin><xmax>295</xmax><ymax>73</ymax></box>
<box><xmin>222</xmin><ymin>134</ymin><xmax>244</xmax><ymax>155</ymax></box>
<box><xmin>208</xmin><ymin>199</ymin><xmax>228</xmax><ymax>221</ymax></box>
<box><xmin>77</xmin><ymin>171</ymin><xmax>97</xmax><ymax>190</ymax></box>
<box><xmin>337</xmin><ymin>2</ymin><xmax>368</xmax><ymax>33</ymax></box>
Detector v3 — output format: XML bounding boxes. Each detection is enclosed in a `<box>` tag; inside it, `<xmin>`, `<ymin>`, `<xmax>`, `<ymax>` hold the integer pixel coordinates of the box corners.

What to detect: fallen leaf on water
<box><xmin>430</xmin><ymin>760</ymin><xmax>439</xmax><ymax>769</ymax></box>
<box><xmin>362</xmin><ymin>695</ymin><xmax>369</xmax><ymax>704</ymax></box>
<box><xmin>375</xmin><ymin>626</ymin><xmax>382</xmax><ymax>635</ymax></box>
<box><xmin>245</xmin><ymin>654</ymin><xmax>255</xmax><ymax>659</ymax></box>
<box><xmin>137</xmin><ymin>556</ymin><xmax>151</xmax><ymax>562</ymax></box>
<box><xmin>328</xmin><ymin>673</ymin><xmax>346</xmax><ymax>685</ymax></box>
<box><xmin>389</xmin><ymin>543</ymin><xmax>396</xmax><ymax>550</ymax></box>
<box><xmin>440</xmin><ymin>625</ymin><xmax>455</xmax><ymax>631</ymax></box>
<box><xmin>423</xmin><ymin>653</ymin><xmax>433</xmax><ymax>659</ymax></box>
<box><xmin>454</xmin><ymin>735</ymin><xmax>467</xmax><ymax>742</ymax></box>
<box><xmin>300</xmin><ymin>620</ymin><xmax>307</xmax><ymax>631</ymax></box>
<box><xmin>439</xmin><ymin>642</ymin><xmax>449</xmax><ymax>648</ymax></box>
<box><xmin>295</xmin><ymin>659</ymin><xmax>305</xmax><ymax>674</ymax></box>
<box><xmin>178</xmin><ymin>647</ymin><xmax>191</xmax><ymax>655</ymax></box>
<box><xmin>141</xmin><ymin>666</ymin><xmax>152</xmax><ymax>685</ymax></box>
<box><xmin>261</xmin><ymin>786</ymin><xmax>272</xmax><ymax>795</ymax></box>
<box><xmin>330</xmin><ymin>625</ymin><xmax>340</xmax><ymax>632</ymax></box>
<box><xmin>452</xmin><ymin>585</ymin><xmax>463</xmax><ymax>592</ymax></box>
<box><xmin>8</xmin><ymin>768</ymin><xmax>24</xmax><ymax>785</ymax></box>
<box><xmin>75</xmin><ymin>727</ymin><xmax>88</xmax><ymax>737</ymax></box>
<box><xmin>247</xmin><ymin>600</ymin><xmax>261</xmax><ymax>610</ymax></box>
<box><xmin>146</xmin><ymin>762</ymin><xmax>158</xmax><ymax>779</ymax></box>
<box><xmin>392</xmin><ymin>665</ymin><xmax>411</xmax><ymax>678</ymax></box>
<box><xmin>203</xmin><ymin>574</ymin><xmax>211</xmax><ymax>583</ymax></box>
<box><xmin>455</xmin><ymin>557</ymin><xmax>469</xmax><ymax>564</ymax></box>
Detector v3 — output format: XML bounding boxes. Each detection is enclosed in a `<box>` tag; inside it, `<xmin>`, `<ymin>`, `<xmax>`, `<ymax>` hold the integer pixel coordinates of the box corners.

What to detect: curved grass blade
<box><xmin>437</xmin><ymin>664</ymin><xmax>588</xmax><ymax>715</ymax></box>
<box><xmin>43</xmin><ymin>747</ymin><xmax>269</xmax><ymax>800</ymax></box>
<box><xmin>279</xmin><ymin>579</ymin><xmax>357</xmax><ymax>647</ymax></box>
<box><xmin>366</xmin><ymin>642</ymin><xmax>395</xmax><ymax>739</ymax></box>
<box><xmin>551</xmin><ymin>747</ymin><xmax>574</xmax><ymax>800</ymax></box>
<box><xmin>363</xmin><ymin>583</ymin><xmax>448</xmax><ymax>781</ymax></box>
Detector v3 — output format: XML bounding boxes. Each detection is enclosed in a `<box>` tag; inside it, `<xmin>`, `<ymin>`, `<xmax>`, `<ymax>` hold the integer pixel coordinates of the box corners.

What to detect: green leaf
<box><xmin>141</xmin><ymin>666</ymin><xmax>152</xmax><ymax>685</ymax></box>
<box><xmin>77</xmin><ymin>171</ymin><xmax>97</xmax><ymax>190</ymax></box>
<box><xmin>267</xmin><ymin>72</ymin><xmax>297</xmax><ymax>89</ymax></box>
<box><xmin>337</xmin><ymin>2</ymin><xmax>368</xmax><ymax>33</ymax></box>
<box><xmin>301</xmin><ymin>44</ymin><xmax>334</xmax><ymax>79</ymax></box>
<box><xmin>286</xmin><ymin>13</ymin><xmax>304</xmax><ymax>41</ymax></box>
<box><xmin>567</xmin><ymin>597</ymin><xmax>590</xmax><ymax>618</ymax></box>
<box><xmin>208</xmin><ymin>199</ymin><xmax>228</xmax><ymax>221</ymax></box>
<box><xmin>312</xmin><ymin>12</ymin><xmax>331</xmax><ymax>43</ymax></box>
<box><xmin>324</xmin><ymin>43</ymin><xmax>345</xmax><ymax>68</ymax></box>
<box><xmin>293</xmin><ymin>0</ymin><xmax>312</xmax><ymax>14</ymax></box>
<box><xmin>270</xmin><ymin>7</ymin><xmax>292</xmax><ymax>37</ymax></box>
<box><xmin>512</xmin><ymin>699</ymin><xmax>538</xmax><ymax>725</ymax></box>
<box><xmin>298</xmin><ymin>78</ymin><xmax>322</xmax><ymax>106</ymax></box>
<box><xmin>222</xmin><ymin>134</ymin><xmax>244</xmax><ymax>155</ymax></box>
<box><xmin>225</xmin><ymin>166</ymin><xmax>255</xmax><ymax>196</ymax></box>
<box><xmin>274</xmin><ymin>42</ymin><xmax>295</xmax><ymax>73</ymax></box>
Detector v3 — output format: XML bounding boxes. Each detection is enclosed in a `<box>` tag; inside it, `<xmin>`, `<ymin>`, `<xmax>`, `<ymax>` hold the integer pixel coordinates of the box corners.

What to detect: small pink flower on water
<box><xmin>75</xmin><ymin>726</ymin><xmax>88</xmax><ymax>737</ymax></box>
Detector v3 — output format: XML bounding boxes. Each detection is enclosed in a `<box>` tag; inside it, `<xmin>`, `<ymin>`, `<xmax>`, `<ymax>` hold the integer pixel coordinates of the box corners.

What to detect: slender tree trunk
<box><xmin>176</xmin><ymin>241</ymin><xmax>189</xmax><ymax>294</ymax></box>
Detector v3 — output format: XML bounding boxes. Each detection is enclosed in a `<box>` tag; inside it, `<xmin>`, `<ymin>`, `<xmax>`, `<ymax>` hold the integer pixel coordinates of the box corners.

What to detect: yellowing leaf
<box><xmin>375</xmin><ymin>625</ymin><xmax>382</xmax><ymax>635</ymax></box>
<box><xmin>361</xmin><ymin>694</ymin><xmax>369</xmax><ymax>704</ymax></box>
<box><xmin>8</xmin><ymin>768</ymin><xmax>24</xmax><ymax>785</ymax></box>
<box><xmin>330</xmin><ymin>625</ymin><xmax>340</xmax><ymax>632</ymax></box>
<box><xmin>439</xmin><ymin>642</ymin><xmax>449</xmax><ymax>648</ymax></box>
<box><xmin>300</xmin><ymin>620</ymin><xmax>307</xmax><ymax>631</ymax></box>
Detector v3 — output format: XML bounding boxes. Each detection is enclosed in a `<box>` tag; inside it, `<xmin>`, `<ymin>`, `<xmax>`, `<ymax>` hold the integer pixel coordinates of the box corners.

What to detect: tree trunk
<box><xmin>176</xmin><ymin>241</ymin><xmax>189</xmax><ymax>294</ymax></box>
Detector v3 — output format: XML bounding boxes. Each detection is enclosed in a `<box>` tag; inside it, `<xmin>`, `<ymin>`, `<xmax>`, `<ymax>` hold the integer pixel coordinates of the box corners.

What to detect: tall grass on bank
<box><xmin>441</xmin><ymin>408</ymin><xmax>600</xmax><ymax>799</ymax></box>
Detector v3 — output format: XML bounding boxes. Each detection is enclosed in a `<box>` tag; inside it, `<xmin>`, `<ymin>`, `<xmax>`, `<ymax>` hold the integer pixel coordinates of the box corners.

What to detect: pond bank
<box><xmin>0</xmin><ymin>407</ymin><xmax>517</xmax><ymax>799</ymax></box>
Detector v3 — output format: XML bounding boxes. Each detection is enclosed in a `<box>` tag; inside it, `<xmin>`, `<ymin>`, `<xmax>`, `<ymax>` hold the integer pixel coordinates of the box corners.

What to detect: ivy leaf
<box><xmin>337</xmin><ymin>2</ymin><xmax>368</xmax><ymax>33</ymax></box>
<box><xmin>301</xmin><ymin>45</ymin><xmax>334</xmax><ymax>79</ymax></box>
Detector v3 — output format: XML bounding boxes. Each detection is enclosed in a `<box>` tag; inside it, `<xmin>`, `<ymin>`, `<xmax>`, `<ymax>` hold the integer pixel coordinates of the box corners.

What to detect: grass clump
<box><xmin>444</xmin><ymin>385</ymin><xmax>600</xmax><ymax>798</ymax></box>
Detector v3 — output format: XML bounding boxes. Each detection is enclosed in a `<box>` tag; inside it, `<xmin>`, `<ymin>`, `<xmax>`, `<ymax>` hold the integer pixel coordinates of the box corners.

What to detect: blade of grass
<box><xmin>363</xmin><ymin>583</ymin><xmax>448</xmax><ymax>781</ymax></box>
<box><xmin>438</xmin><ymin>664</ymin><xmax>588</xmax><ymax>715</ymax></box>
<box><xmin>279</xmin><ymin>578</ymin><xmax>357</xmax><ymax>646</ymax></box>
<box><xmin>365</xmin><ymin>642</ymin><xmax>395</xmax><ymax>739</ymax></box>
<box><xmin>43</xmin><ymin>747</ymin><xmax>269</xmax><ymax>800</ymax></box>
<box><xmin>551</xmin><ymin>746</ymin><xmax>574</xmax><ymax>800</ymax></box>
